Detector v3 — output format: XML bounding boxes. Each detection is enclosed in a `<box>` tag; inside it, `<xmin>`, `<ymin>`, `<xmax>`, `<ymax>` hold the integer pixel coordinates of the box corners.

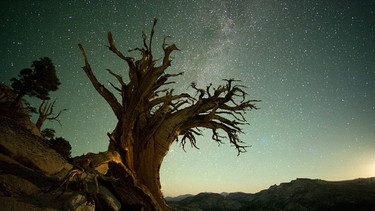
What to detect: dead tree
<box><xmin>78</xmin><ymin>19</ymin><xmax>259</xmax><ymax>210</ymax></box>
<box><xmin>35</xmin><ymin>99</ymin><xmax>66</xmax><ymax>131</ymax></box>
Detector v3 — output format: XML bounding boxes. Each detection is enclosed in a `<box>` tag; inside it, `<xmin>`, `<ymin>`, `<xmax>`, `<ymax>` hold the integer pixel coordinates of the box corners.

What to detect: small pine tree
<box><xmin>11</xmin><ymin>57</ymin><xmax>60</xmax><ymax>108</ymax></box>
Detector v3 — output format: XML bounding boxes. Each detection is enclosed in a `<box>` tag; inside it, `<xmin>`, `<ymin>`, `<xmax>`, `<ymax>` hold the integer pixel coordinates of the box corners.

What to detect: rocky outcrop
<box><xmin>0</xmin><ymin>117</ymin><xmax>72</xmax><ymax>177</ymax></box>
<box><xmin>167</xmin><ymin>178</ymin><xmax>375</xmax><ymax>210</ymax></box>
<box><xmin>0</xmin><ymin>117</ymin><xmax>122</xmax><ymax>210</ymax></box>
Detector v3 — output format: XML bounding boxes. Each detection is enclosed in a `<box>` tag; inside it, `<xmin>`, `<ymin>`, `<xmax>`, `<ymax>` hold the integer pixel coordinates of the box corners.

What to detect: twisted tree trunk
<box><xmin>78</xmin><ymin>19</ymin><xmax>259</xmax><ymax>210</ymax></box>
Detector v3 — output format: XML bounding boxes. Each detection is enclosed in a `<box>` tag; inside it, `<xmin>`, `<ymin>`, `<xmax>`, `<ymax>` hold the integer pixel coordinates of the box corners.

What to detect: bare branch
<box><xmin>153</xmin><ymin>72</ymin><xmax>184</xmax><ymax>91</ymax></box>
<box><xmin>148</xmin><ymin>93</ymin><xmax>193</xmax><ymax>112</ymax></box>
<box><xmin>78</xmin><ymin>44</ymin><xmax>122</xmax><ymax>120</ymax></box>
<box><xmin>148</xmin><ymin>18</ymin><xmax>157</xmax><ymax>54</ymax></box>
<box><xmin>107</xmin><ymin>32</ymin><xmax>135</xmax><ymax>64</ymax></box>
<box><xmin>191</xmin><ymin>82</ymin><xmax>205</xmax><ymax>99</ymax></box>
<box><xmin>47</xmin><ymin>108</ymin><xmax>68</xmax><ymax>127</ymax></box>
<box><xmin>35</xmin><ymin>99</ymin><xmax>67</xmax><ymax>130</ymax></box>
<box><xmin>106</xmin><ymin>69</ymin><xmax>125</xmax><ymax>86</ymax></box>
<box><xmin>39</xmin><ymin>99</ymin><xmax>55</xmax><ymax>117</ymax></box>
<box><xmin>108</xmin><ymin>80</ymin><xmax>122</xmax><ymax>93</ymax></box>
<box><xmin>171</xmin><ymin>79</ymin><xmax>259</xmax><ymax>155</ymax></box>
<box><xmin>180</xmin><ymin>128</ymin><xmax>201</xmax><ymax>151</ymax></box>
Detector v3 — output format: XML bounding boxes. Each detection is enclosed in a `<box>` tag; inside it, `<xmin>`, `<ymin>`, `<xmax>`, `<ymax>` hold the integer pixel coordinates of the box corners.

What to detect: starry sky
<box><xmin>1</xmin><ymin>0</ymin><xmax>374</xmax><ymax>197</ymax></box>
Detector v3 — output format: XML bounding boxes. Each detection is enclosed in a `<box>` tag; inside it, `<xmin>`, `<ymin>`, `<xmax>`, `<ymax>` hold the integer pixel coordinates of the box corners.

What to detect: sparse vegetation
<box><xmin>41</xmin><ymin>128</ymin><xmax>72</xmax><ymax>161</ymax></box>
<box><xmin>48</xmin><ymin>137</ymin><xmax>72</xmax><ymax>161</ymax></box>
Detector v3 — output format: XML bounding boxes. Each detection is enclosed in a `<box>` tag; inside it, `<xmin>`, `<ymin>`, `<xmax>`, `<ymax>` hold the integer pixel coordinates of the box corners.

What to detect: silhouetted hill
<box><xmin>165</xmin><ymin>194</ymin><xmax>194</xmax><ymax>202</ymax></box>
<box><xmin>167</xmin><ymin>177</ymin><xmax>375</xmax><ymax>211</ymax></box>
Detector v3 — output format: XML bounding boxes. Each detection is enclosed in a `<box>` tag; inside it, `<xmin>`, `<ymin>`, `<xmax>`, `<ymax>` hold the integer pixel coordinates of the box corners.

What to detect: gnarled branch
<box><xmin>174</xmin><ymin>79</ymin><xmax>259</xmax><ymax>155</ymax></box>
<box><xmin>78</xmin><ymin>44</ymin><xmax>122</xmax><ymax>120</ymax></box>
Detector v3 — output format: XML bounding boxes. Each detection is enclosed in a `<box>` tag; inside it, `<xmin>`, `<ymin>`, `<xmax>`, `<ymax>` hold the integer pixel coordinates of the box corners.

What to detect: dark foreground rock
<box><xmin>0</xmin><ymin>117</ymin><xmax>122</xmax><ymax>211</ymax></box>
<box><xmin>167</xmin><ymin>177</ymin><xmax>375</xmax><ymax>211</ymax></box>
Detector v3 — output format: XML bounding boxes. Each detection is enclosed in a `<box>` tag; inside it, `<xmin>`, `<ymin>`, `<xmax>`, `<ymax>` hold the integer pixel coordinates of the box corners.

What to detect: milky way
<box><xmin>1</xmin><ymin>0</ymin><xmax>374</xmax><ymax>197</ymax></box>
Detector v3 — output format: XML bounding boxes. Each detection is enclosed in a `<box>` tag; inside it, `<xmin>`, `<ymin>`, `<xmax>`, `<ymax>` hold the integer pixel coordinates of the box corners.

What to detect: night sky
<box><xmin>1</xmin><ymin>0</ymin><xmax>374</xmax><ymax>197</ymax></box>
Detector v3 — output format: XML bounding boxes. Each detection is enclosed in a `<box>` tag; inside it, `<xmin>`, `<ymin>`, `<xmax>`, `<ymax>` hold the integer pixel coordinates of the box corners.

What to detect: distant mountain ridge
<box><xmin>165</xmin><ymin>194</ymin><xmax>194</xmax><ymax>202</ymax></box>
<box><xmin>166</xmin><ymin>177</ymin><xmax>375</xmax><ymax>211</ymax></box>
